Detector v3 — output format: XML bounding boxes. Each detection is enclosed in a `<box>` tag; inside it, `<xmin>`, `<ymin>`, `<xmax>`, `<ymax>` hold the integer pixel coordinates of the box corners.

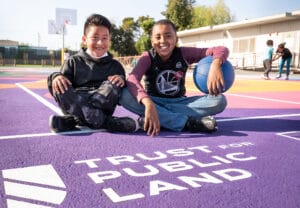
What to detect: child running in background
<box><xmin>48</xmin><ymin>14</ymin><xmax>139</xmax><ymax>133</ymax></box>
<box><xmin>262</xmin><ymin>39</ymin><xmax>274</xmax><ymax>80</ymax></box>
<box><xmin>119</xmin><ymin>19</ymin><xmax>229</xmax><ymax>136</ymax></box>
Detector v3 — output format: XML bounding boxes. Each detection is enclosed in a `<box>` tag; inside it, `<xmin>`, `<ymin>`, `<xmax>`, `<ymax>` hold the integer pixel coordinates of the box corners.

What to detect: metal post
<box><xmin>61</xmin><ymin>24</ymin><xmax>65</xmax><ymax>65</ymax></box>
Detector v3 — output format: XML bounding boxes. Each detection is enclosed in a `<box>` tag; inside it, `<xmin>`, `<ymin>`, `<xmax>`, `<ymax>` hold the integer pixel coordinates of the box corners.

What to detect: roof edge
<box><xmin>177</xmin><ymin>10</ymin><xmax>300</xmax><ymax>37</ymax></box>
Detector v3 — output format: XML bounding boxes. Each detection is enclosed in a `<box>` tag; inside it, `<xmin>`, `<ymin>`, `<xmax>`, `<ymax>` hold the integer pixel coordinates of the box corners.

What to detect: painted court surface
<box><xmin>0</xmin><ymin>67</ymin><xmax>299</xmax><ymax>208</ymax></box>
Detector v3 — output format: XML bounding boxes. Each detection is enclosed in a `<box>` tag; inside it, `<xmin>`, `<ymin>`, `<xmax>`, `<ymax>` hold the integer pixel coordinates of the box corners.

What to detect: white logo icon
<box><xmin>156</xmin><ymin>70</ymin><xmax>182</xmax><ymax>95</ymax></box>
<box><xmin>2</xmin><ymin>164</ymin><xmax>67</xmax><ymax>208</ymax></box>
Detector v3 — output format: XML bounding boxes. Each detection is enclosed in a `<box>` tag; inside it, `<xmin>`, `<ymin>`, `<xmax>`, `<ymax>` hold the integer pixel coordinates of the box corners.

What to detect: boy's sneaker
<box><xmin>107</xmin><ymin>117</ymin><xmax>139</xmax><ymax>133</ymax></box>
<box><xmin>49</xmin><ymin>115</ymin><xmax>79</xmax><ymax>133</ymax></box>
<box><xmin>185</xmin><ymin>116</ymin><xmax>217</xmax><ymax>133</ymax></box>
<box><xmin>276</xmin><ymin>75</ymin><xmax>282</xmax><ymax>79</ymax></box>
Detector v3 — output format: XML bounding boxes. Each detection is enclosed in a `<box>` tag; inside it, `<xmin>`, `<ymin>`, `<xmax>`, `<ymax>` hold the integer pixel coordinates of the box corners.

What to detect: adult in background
<box><xmin>273</xmin><ymin>42</ymin><xmax>292</xmax><ymax>80</ymax></box>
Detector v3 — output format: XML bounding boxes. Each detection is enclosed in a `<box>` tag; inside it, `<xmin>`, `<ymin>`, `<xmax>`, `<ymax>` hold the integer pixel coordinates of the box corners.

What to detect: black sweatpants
<box><xmin>53</xmin><ymin>81</ymin><xmax>121</xmax><ymax>129</ymax></box>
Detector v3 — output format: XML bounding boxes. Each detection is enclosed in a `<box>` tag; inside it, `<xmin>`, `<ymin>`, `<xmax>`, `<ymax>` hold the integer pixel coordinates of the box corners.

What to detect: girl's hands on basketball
<box><xmin>141</xmin><ymin>98</ymin><xmax>160</xmax><ymax>137</ymax></box>
<box><xmin>52</xmin><ymin>75</ymin><xmax>72</xmax><ymax>94</ymax></box>
<box><xmin>207</xmin><ymin>58</ymin><xmax>225</xmax><ymax>96</ymax></box>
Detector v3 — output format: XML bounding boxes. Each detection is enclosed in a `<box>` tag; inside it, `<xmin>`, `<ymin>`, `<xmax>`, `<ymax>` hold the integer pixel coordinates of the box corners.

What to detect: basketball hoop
<box><xmin>48</xmin><ymin>8</ymin><xmax>77</xmax><ymax>65</ymax></box>
<box><xmin>64</xmin><ymin>20</ymin><xmax>69</xmax><ymax>25</ymax></box>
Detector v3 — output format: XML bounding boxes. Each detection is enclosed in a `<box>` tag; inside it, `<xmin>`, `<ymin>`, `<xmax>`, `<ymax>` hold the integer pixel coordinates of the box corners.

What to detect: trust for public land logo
<box><xmin>1</xmin><ymin>164</ymin><xmax>66</xmax><ymax>208</ymax></box>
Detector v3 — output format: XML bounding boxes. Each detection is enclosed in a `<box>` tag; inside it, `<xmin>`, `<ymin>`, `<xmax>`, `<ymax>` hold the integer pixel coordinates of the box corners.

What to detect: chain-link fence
<box><xmin>0</xmin><ymin>47</ymin><xmax>76</xmax><ymax>66</ymax></box>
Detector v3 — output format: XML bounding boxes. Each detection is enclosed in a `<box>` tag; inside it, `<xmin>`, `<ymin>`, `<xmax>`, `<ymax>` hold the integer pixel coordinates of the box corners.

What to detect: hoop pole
<box><xmin>61</xmin><ymin>24</ymin><xmax>65</xmax><ymax>65</ymax></box>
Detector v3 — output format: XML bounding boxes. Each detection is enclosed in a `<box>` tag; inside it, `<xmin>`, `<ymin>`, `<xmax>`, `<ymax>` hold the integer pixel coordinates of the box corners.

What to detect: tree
<box><xmin>137</xmin><ymin>16</ymin><xmax>155</xmax><ymax>36</ymax></box>
<box><xmin>135</xmin><ymin>35</ymin><xmax>151</xmax><ymax>54</ymax></box>
<box><xmin>192</xmin><ymin>5</ymin><xmax>214</xmax><ymax>27</ymax></box>
<box><xmin>109</xmin><ymin>0</ymin><xmax>232</xmax><ymax>56</ymax></box>
<box><xmin>110</xmin><ymin>21</ymin><xmax>137</xmax><ymax>56</ymax></box>
<box><xmin>192</xmin><ymin>0</ymin><xmax>232</xmax><ymax>28</ymax></box>
<box><xmin>135</xmin><ymin>16</ymin><xmax>155</xmax><ymax>54</ymax></box>
<box><xmin>121</xmin><ymin>17</ymin><xmax>138</xmax><ymax>33</ymax></box>
<box><xmin>213</xmin><ymin>0</ymin><xmax>232</xmax><ymax>25</ymax></box>
<box><xmin>162</xmin><ymin>0</ymin><xmax>196</xmax><ymax>31</ymax></box>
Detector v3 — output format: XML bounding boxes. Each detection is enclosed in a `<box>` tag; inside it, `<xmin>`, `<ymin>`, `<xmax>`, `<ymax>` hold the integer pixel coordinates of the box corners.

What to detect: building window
<box><xmin>233</xmin><ymin>38</ymin><xmax>255</xmax><ymax>53</ymax></box>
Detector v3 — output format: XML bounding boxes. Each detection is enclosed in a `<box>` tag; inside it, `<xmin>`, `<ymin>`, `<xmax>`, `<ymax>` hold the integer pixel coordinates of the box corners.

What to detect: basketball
<box><xmin>193</xmin><ymin>56</ymin><xmax>235</xmax><ymax>94</ymax></box>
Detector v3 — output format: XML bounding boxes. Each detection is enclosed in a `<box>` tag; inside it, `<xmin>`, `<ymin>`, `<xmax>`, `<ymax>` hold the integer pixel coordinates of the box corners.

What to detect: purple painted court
<box><xmin>0</xmin><ymin>67</ymin><xmax>300</xmax><ymax>208</ymax></box>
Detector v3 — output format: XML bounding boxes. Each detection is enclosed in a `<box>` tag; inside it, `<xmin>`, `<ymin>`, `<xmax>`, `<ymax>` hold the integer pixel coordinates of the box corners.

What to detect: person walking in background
<box><xmin>63</xmin><ymin>49</ymin><xmax>70</xmax><ymax>61</ymax></box>
<box><xmin>261</xmin><ymin>40</ymin><xmax>274</xmax><ymax>80</ymax></box>
<box><xmin>47</xmin><ymin>14</ymin><xmax>139</xmax><ymax>133</ymax></box>
<box><xmin>273</xmin><ymin>42</ymin><xmax>292</xmax><ymax>80</ymax></box>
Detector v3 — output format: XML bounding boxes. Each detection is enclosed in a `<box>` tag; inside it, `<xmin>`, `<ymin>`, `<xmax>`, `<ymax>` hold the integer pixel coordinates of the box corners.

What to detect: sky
<box><xmin>0</xmin><ymin>0</ymin><xmax>300</xmax><ymax>50</ymax></box>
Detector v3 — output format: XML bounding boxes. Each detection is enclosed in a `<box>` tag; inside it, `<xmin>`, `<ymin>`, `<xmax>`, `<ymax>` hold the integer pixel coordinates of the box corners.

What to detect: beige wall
<box><xmin>178</xmin><ymin>18</ymin><xmax>300</xmax><ymax>68</ymax></box>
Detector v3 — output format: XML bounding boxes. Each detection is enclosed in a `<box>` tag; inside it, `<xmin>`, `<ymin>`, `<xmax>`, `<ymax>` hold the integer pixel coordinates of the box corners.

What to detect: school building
<box><xmin>177</xmin><ymin>10</ymin><xmax>300</xmax><ymax>71</ymax></box>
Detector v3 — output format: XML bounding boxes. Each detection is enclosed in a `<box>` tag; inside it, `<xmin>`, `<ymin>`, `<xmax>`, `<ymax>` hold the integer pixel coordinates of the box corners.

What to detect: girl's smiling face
<box><xmin>151</xmin><ymin>24</ymin><xmax>178</xmax><ymax>61</ymax></box>
<box><xmin>82</xmin><ymin>25</ymin><xmax>110</xmax><ymax>58</ymax></box>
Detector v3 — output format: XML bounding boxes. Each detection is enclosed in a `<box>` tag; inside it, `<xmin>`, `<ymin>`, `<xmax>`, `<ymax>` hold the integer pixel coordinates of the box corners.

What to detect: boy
<box><xmin>48</xmin><ymin>14</ymin><xmax>139</xmax><ymax>133</ymax></box>
<box><xmin>262</xmin><ymin>39</ymin><xmax>274</xmax><ymax>80</ymax></box>
<box><xmin>119</xmin><ymin>19</ymin><xmax>229</xmax><ymax>136</ymax></box>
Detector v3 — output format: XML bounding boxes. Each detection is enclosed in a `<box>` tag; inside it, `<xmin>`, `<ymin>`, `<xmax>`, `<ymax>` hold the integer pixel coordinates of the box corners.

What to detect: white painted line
<box><xmin>228</xmin><ymin>93</ymin><xmax>300</xmax><ymax>105</ymax></box>
<box><xmin>218</xmin><ymin>113</ymin><xmax>300</xmax><ymax>122</ymax></box>
<box><xmin>0</xmin><ymin>132</ymin><xmax>55</xmax><ymax>140</ymax></box>
<box><xmin>4</xmin><ymin>181</ymin><xmax>66</xmax><ymax>204</ymax></box>
<box><xmin>7</xmin><ymin>83</ymin><xmax>298</xmax><ymax>141</ymax></box>
<box><xmin>0</xmin><ymin>113</ymin><xmax>298</xmax><ymax>140</ymax></box>
<box><xmin>15</xmin><ymin>83</ymin><xmax>63</xmax><ymax>115</ymax></box>
<box><xmin>7</xmin><ymin>199</ymin><xmax>53</xmax><ymax>208</ymax></box>
<box><xmin>3</xmin><ymin>164</ymin><xmax>66</xmax><ymax>188</ymax></box>
<box><xmin>0</xmin><ymin>129</ymin><xmax>105</xmax><ymax>140</ymax></box>
<box><xmin>0</xmin><ymin>82</ymin><xmax>105</xmax><ymax>140</ymax></box>
<box><xmin>276</xmin><ymin>131</ymin><xmax>300</xmax><ymax>141</ymax></box>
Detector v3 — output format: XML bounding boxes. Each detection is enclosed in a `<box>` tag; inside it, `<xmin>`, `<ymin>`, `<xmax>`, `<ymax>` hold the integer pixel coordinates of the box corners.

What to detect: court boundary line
<box><xmin>1</xmin><ymin>113</ymin><xmax>299</xmax><ymax>140</ymax></box>
<box><xmin>276</xmin><ymin>131</ymin><xmax>300</xmax><ymax>141</ymax></box>
<box><xmin>218</xmin><ymin>113</ymin><xmax>300</xmax><ymax>122</ymax></box>
<box><xmin>15</xmin><ymin>83</ymin><xmax>63</xmax><ymax>115</ymax></box>
<box><xmin>3</xmin><ymin>82</ymin><xmax>297</xmax><ymax>141</ymax></box>
<box><xmin>0</xmin><ymin>129</ymin><xmax>105</xmax><ymax>140</ymax></box>
<box><xmin>228</xmin><ymin>93</ymin><xmax>300</xmax><ymax>105</ymax></box>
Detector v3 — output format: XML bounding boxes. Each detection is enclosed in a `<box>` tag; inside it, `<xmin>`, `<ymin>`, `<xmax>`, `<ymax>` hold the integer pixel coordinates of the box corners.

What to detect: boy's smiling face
<box><xmin>82</xmin><ymin>25</ymin><xmax>110</xmax><ymax>58</ymax></box>
<box><xmin>151</xmin><ymin>24</ymin><xmax>178</xmax><ymax>61</ymax></box>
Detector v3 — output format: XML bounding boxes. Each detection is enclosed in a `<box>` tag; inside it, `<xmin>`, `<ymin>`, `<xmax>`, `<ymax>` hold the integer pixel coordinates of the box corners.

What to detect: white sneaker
<box><xmin>261</xmin><ymin>74</ymin><xmax>270</xmax><ymax>80</ymax></box>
